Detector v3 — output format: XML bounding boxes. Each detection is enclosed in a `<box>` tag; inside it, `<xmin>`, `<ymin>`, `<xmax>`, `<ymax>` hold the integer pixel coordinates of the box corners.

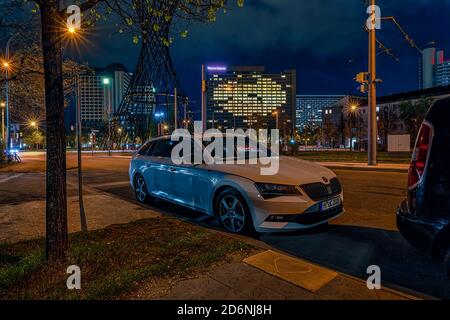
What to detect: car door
<box><xmin>133</xmin><ymin>140</ymin><xmax>156</xmax><ymax>188</ymax></box>
<box><xmin>172</xmin><ymin>140</ymin><xmax>216</xmax><ymax>213</ymax></box>
<box><xmin>139</xmin><ymin>140</ymin><xmax>158</xmax><ymax>194</ymax></box>
<box><xmin>150</xmin><ymin>138</ymin><xmax>178</xmax><ymax>199</ymax></box>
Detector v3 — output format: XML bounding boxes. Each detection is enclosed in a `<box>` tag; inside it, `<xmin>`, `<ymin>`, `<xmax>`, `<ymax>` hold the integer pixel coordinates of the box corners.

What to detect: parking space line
<box><xmin>0</xmin><ymin>173</ymin><xmax>24</xmax><ymax>184</ymax></box>
<box><xmin>89</xmin><ymin>181</ymin><xmax>130</xmax><ymax>188</ymax></box>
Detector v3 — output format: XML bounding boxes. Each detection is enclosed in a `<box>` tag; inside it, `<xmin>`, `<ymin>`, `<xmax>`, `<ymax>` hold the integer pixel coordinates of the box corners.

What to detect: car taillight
<box><xmin>408</xmin><ymin>123</ymin><xmax>433</xmax><ymax>188</ymax></box>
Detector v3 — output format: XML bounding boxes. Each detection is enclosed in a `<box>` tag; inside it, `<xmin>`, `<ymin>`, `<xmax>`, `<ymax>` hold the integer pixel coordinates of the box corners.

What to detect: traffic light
<box><xmin>354</xmin><ymin>72</ymin><xmax>369</xmax><ymax>84</ymax></box>
<box><xmin>357</xmin><ymin>83</ymin><xmax>368</xmax><ymax>94</ymax></box>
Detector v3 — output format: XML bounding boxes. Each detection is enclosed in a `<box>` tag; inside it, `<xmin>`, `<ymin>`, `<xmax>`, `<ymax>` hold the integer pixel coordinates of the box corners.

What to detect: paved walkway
<box><xmin>160</xmin><ymin>259</ymin><xmax>419</xmax><ymax>300</ymax></box>
<box><xmin>0</xmin><ymin>187</ymin><xmax>161</xmax><ymax>243</ymax></box>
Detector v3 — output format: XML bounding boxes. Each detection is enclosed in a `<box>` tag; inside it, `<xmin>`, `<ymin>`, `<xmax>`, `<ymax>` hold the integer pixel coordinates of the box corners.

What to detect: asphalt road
<box><xmin>1</xmin><ymin>152</ymin><xmax>450</xmax><ymax>299</ymax></box>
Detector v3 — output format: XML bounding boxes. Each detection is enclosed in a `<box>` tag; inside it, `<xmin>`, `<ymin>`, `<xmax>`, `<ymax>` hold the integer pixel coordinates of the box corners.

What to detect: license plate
<box><xmin>320</xmin><ymin>196</ymin><xmax>341</xmax><ymax>212</ymax></box>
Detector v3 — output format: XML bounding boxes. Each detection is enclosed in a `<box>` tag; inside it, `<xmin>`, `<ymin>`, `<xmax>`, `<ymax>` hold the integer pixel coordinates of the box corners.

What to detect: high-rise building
<box><xmin>80</xmin><ymin>63</ymin><xmax>132</xmax><ymax>130</ymax></box>
<box><xmin>205</xmin><ymin>66</ymin><xmax>296</xmax><ymax>132</ymax></box>
<box><xmin>419</xmin><ymin>47</ymin><xmax>450</xmax><ymax>89</ymax></box>
<box><xmin>435</xmin><ymin>61</ymin><xmax>450</xmax><ymax>87</ymax></box>
<box><xmin>296</xmin><ymin>95</ymin><xmax>345</xmax><ymax>131</ymax></box>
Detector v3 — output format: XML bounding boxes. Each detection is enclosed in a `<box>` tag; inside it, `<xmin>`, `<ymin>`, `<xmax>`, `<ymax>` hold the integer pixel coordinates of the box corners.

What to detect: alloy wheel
<box><xmin>135</xmin><ymin>176</ymin><xmax>147</xmax><ymax>202</ymax></box>
<box><xmin>218</xmin><ymin>194</ymin><xmax>246</xmax><ymax>233</ymax></box>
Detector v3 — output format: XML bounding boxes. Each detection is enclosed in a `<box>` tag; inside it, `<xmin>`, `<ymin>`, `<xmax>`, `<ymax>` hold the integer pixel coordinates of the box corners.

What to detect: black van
<box><xmin>397</xmin><ymin>97</ymin><xmax>450</xmax><ymax>275</ymax></box>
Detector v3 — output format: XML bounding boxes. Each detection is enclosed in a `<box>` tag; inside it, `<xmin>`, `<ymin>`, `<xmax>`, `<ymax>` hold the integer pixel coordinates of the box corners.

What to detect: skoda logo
<box><xmin>322</xmin><ymin>177</ymin><xmax>329</xmax><ymax>183</ymax></box>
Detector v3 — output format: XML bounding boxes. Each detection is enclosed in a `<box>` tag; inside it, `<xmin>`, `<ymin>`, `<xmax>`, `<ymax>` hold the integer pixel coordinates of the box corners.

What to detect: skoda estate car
<box><xmin>397</xmin><ymin>97</ymin><xmax>450</xmax><ymax>276</ymax></box>
<box><xmin>129</xmin><ymin>135</ymin><xmax>344</xmax><ymax>234</ymax></box>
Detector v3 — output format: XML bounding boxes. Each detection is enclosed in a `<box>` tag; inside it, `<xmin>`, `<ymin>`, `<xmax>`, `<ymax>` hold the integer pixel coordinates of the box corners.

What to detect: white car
<box><xmin>129</xmin><ymin>135</ymin><xmax>344</xmax><ymax>234</ymax></box>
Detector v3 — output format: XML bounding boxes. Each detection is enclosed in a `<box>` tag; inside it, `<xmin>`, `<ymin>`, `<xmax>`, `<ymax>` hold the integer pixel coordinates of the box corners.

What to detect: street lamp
<box><xmin>66</xmin><ymin>24</ymin><xmax>88</xmax><ymax>233</ymax></box>
<box><xmin>2</xmin><ymin>58</ymin><xmax>11</xmax><ymax>150</ymax></box>
<box><xmin>272</xmin><ymin>110</ymin><xmax>279</xmax><ymax>130</ymax></box>
<box><xmin>103</xmin><ymin>77</ymin><xmax>112</xmax><ymax>156</ymax></box>
<box><xmin>0</xmin><ymin>102</ymin><xmax>5</xmax><ymax>143</ymax></box>
<box><xmin>349</xmin><ymin>105</ymin><xmax>359</xmax><ymax>151</ymax></box>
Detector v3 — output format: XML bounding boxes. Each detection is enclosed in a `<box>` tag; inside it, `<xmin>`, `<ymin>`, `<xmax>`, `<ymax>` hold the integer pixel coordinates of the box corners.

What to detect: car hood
<box><xmin>201</xmin><ymin>156</ymin><xmax>336</xmax><ymax>185</ymax></box>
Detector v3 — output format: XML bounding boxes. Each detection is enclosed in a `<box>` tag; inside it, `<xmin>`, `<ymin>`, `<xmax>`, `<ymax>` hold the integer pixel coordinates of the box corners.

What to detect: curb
<box><xmin>323</xmin><ymin>165</ymin><xmax>408</xmax><ymax>173</ymax></box>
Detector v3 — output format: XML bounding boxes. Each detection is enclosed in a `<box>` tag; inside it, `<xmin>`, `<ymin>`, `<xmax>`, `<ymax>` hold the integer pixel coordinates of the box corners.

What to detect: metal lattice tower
<box><xmin>111</xmin><ymin>0</ymin><xmax>187</xmax><ymax>146</ymax></box>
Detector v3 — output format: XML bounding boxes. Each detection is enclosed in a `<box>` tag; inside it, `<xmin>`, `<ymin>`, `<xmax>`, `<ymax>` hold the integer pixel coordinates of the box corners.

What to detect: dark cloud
<box><xmin>82</xmin><ymin>0</ymin><xmax>450</xmax><ymax>107</ymax></box>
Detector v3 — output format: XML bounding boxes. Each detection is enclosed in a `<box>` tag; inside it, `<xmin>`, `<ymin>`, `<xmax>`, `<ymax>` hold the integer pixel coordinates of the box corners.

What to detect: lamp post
<box><xmin>0</xmin><ymin>102</ymin><xmax>5</xmax><ymax>143</ymax></box>
<box><xmin>272</xmin><ymin>110</ymin><xmax>279</xmax><ymax>130</ymax></box>
<box><xmin>68</xmin><ymin>26</ymin><xmax>88</xmax><ymax>233</ymax></box>
<box><xmin>29</xmin><ymin>121</ymin><xmax>39</xmax><ymax>150</ymax></box>
<box><xmin>103</xmin><ymin>77</ymin><xmax>112</xmax><ymax>156</ymax></box>
<box><xmin>2</xmin><ymin>59</ymin><xmax>11</xmax><ymax>150</ymax></box>
<box><xmin>349</xmin><ymin>105</ymin><xmax>358</xmax><ymax>151</ymax></box>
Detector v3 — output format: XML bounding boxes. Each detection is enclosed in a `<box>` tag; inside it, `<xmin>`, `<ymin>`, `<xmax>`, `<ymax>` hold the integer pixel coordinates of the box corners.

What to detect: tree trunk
<box><xmin>40</xmin><ymin>0</ymin><xmax>68</xmax><ymax>260</ymax></box>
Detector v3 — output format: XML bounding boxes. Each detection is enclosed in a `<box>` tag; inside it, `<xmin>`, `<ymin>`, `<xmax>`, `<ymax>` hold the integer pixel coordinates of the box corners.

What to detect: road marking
<box><xmin>0</xmin><ymin>173</ymin><xmax>24</xmax><ymax>184</ymax></box>
<box><xmin>89</xmin><ymin>181</ymin><xmax>130</xmax><ymax>188</ymax></box>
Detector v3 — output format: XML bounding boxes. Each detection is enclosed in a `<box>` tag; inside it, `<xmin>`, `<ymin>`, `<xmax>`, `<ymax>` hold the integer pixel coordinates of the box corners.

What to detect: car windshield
<box><xmin>202</xmin><ymin>136</ymin><xmax>277</xmax><ymax>161</ymax></box>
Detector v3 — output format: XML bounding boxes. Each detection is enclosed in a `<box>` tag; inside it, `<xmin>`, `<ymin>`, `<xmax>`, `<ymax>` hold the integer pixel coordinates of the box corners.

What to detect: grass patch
<box><xmin>0</xmin><ymin>217</ymin><xmax>250</xmax><ymax>300</ymax></box>
<box><xmin>295</xmin><ymin>151</ymin><xmax>411</xmax><ymax>164</ymax></box>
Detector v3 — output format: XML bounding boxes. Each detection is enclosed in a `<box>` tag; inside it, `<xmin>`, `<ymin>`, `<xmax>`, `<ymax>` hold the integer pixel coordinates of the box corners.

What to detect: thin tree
<box><xmin>1</xmin><ymin>0</ymin><xmax>243</xmax><ymax>260</ymax></box>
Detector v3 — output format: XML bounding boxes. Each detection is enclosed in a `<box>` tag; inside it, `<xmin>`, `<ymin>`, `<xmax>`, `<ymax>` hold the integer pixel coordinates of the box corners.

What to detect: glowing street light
<box><xmin>0</xmin><ymin>101</ymin><xmax>5</xmax><ymax>142</ymax></box>
<box><xmin>272</xmin><ymin>110</ymin><xmax>279</xmax><ymax>130</ymax></box>
<box><xmin>30</xmin><ymin>121</ymin><xmax>37</xmax><ymax>128</ymax></box>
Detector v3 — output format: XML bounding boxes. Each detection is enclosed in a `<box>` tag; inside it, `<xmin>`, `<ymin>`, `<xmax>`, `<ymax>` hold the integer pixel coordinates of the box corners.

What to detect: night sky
<box><xmin>76</xmin><ymin>0</ymin><xmax>450</xmax><ymax>110</ymax></box>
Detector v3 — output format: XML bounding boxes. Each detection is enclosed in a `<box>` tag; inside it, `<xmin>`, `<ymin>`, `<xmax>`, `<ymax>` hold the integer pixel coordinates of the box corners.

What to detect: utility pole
<box><xmin>368</xmin><ymin>0</ymin><xmax>378</xmax><ymax>165</ymax></box>
<box><xmin>76</xmin><ymin>75</ymin><xmax>88</xmax><ymax>232</ymax></box>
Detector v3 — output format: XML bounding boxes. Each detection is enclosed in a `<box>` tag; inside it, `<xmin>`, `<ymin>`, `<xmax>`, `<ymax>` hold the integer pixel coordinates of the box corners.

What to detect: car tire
<box><xmin>215</xmin><ymin>187</ymin><xmax>256</xmax><ymax>235</ymax></box>
<box><xmin>134</xmin><ymin>174</ymin><xmax>152</xmax><ymax>204</ymax></box>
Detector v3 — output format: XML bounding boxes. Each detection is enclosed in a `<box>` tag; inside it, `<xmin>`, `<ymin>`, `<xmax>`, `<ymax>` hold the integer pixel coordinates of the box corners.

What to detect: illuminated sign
<box><xmin>207</xmin><ymin>66</ymin><xmax>227</xmax><ymax>72</ymax></box>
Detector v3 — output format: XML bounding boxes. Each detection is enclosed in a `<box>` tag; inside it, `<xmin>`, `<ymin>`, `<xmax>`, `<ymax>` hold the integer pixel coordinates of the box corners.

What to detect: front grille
<box><xmin>301</xmin><ymin>178</ymin><xmax>342</xmax><ymax>201</ymax></box>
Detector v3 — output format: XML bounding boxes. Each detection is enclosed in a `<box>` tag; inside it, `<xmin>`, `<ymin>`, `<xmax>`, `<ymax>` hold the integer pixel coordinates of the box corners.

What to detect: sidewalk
<box><xmin>0</xmin><ymin>179</ymin><xmax>423</xmax><ymax>300</ymax></box>
<box><xmin>318</xmin><ymin>162</ymin><xmax>409</xmax><ymax>173</ymax></box>
<box><xmin>151</xmin><ymin>251</ymin><xmax>421</xmax><ymax>300</ymax></box>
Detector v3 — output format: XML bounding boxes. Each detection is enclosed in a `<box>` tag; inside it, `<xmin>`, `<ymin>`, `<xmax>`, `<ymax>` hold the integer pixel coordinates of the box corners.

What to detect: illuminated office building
<box><xmin>205</xmin><ymin>66</ymin><xmax>296</xmax><ymax>132</ymax></box>
<box><xmin>80</xmin><ymin>63</ymin><xmax>132</xmax><ymax>130</ymax></box>
<box><xmin>419</xmin><ymin>48</ymin><xmax>450</xmax><ymax>89</ymax></box>
<box><xmin>296</xmin><ymin>95</ymin><xmax>345</xmax><ymax>131</ymax></box>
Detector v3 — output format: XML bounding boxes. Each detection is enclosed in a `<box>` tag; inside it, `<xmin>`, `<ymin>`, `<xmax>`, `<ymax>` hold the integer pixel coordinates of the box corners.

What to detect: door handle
<box><xmin>169</xmin><ymin>167</ymin><xmax>177</xmax><ymax>172</ymax></box>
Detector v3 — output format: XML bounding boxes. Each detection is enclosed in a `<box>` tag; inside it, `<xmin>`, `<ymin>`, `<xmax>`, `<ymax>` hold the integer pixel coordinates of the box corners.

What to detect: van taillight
<box><xmin>408</xmin><ymin>123</ymin><xmax>433</xmax><ymax>188</ymax></box>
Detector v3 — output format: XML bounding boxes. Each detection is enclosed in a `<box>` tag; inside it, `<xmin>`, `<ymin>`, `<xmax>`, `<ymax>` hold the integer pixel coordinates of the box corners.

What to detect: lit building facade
<box><xmin>419</xmin><ymin>47</ymin><xmax>450</xmax><ymax>89</ymax></box>
<box><xmin>435</xmin><ymin>61</ymin><xmax>450</xmax><ymax>87</ymax></box>
<box><xmin>296</xmin><ymin>95</ymin><xmax>344</xmax><ymax>131</ymax></box>
<box><xmin>80</xmin><ymin>63</ymin><xmax>132</xmax><ymax>130</ymax></box>
<box><xmin>205</xmin><ymin>66</ymin><xmax>296</xmax><ymax>132</ymax></box>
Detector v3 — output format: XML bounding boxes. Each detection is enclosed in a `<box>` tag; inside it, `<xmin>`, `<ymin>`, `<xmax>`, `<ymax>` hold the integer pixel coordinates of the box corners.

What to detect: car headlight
<box><xmin>255</xmin><ymin>183</ymin><xmax>302</xmax><ymax>199</ymax></box>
